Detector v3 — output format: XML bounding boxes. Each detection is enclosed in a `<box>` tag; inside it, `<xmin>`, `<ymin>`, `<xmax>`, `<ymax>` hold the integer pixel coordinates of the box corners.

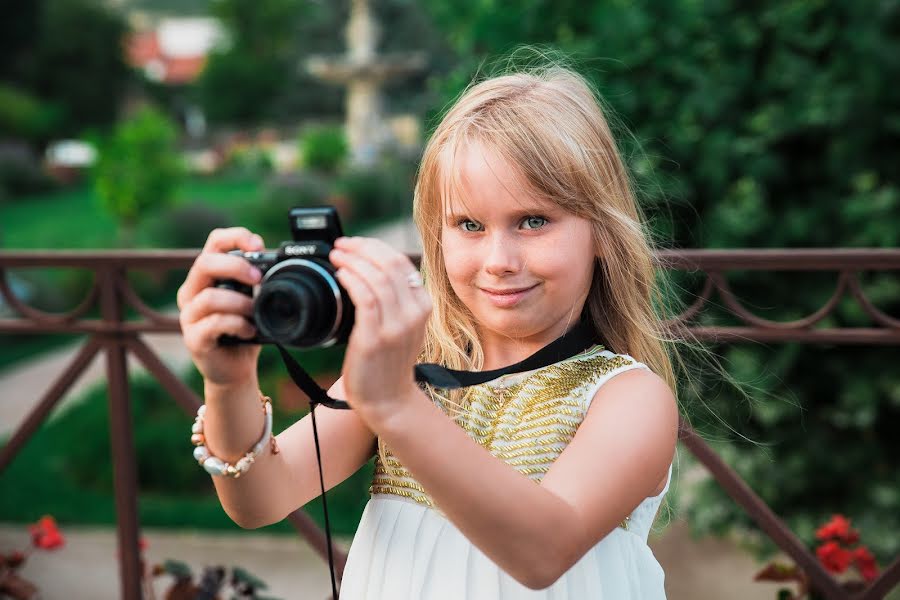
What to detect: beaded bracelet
<box><xmin>191</xmin><ymin>391</ymin><xmax>279</xmax><ymax>478</ymax></box>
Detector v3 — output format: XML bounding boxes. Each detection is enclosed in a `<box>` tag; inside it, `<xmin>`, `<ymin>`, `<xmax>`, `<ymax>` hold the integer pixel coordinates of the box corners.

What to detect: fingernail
<box><xmin>249</xmin><ymin>267</ymin><xmax>262</xmax><ymax>282</ymax></box>
<box><xmin>252</xmin><ymin>235</ymin><xmax>264</xmax><ymax>249</ymax></box>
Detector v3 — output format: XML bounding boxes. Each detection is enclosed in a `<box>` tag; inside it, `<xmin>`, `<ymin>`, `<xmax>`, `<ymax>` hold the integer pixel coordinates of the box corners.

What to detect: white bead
<box><xmin>191</xmin><ymin>422</ymin><xmax>203</xmax><ymax>434</ymax></box>
<box><xmin>193</xmin><ymin>446</ymin><xmax>210</xmax><ymax>462</ymax></box>
<box><xmin>235</xmin><ymin>456</ymin><xmax>251</xmax><ymax>472</ymax></box>
<box><xmin>198</xmin><ymin>404</ymin><xmax>207</xmax><ymax>417</ymax></box>
<box><xmin>203</xmin><ymin>456</ymin><xmax>227</xmax><ymax>476</ymax></box>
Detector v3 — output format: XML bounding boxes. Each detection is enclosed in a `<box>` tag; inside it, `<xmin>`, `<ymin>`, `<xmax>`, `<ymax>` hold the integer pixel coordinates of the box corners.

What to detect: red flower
<box><xmin>852</xmin><ymin>546</ymin><xmax>879</xmax><ymax>582</ymax></box>
<box><xmin>816</xmin><ymin>541</ymin><xmax>853</xmax><ymax>574</ymax></box>
<box><xmin>815</xmin><ymin>514</ymin><xmax>860</xmax><ymax>545</ymax></box>
<box><xmin>28</xmin><ymin>515</ymin><xmax>65</xmax><ymax>551</ymax></box>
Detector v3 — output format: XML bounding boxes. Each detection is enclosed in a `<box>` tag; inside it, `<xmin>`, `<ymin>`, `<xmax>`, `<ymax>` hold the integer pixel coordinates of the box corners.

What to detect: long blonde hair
<box><xmin>412</xmin><ymin>61</ymin><xmax>686</xmax><ymax>413</ymax></box>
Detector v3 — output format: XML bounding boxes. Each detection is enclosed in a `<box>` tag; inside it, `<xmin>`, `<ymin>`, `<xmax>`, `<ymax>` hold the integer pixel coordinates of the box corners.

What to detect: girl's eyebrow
<box><xmin>445</xmin><ymin>205</ymin><xmax>557</xmax><ymax>222</ymax></box>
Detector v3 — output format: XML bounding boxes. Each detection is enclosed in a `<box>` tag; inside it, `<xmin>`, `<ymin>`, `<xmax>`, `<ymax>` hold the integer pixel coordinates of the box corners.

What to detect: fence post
<box><xmin>98</xmin><ymin>265</ymin><xmax>143</xmax><ymax>600</ymax></box>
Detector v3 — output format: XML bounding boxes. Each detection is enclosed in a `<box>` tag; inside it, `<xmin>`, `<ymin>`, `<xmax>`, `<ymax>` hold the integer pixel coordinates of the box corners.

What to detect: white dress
<box><xmin>339</xmin><ymin>345</ymin><xmax>673</xmax><ymax>599</ymax></box>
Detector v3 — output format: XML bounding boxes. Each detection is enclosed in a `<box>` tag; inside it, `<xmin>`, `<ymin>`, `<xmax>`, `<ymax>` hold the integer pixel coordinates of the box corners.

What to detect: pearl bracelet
<box><xmin>191</xmin><ymin>391</ymin><xmax>279</xmax><ymax>478</ymax></box>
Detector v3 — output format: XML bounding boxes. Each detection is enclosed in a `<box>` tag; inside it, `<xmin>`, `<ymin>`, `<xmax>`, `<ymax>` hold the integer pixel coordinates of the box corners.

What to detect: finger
<box><xmin>202</xmin><ymin>227</ymin><xmax>265</xmax><ymax>254</ymax></box>
<box><xmin>334</xmin><ymin>266</ymin><xmax>382</xmax><ymax>340</ymax></box>
<box><xmin>329</xmin><ymin>248</ymin><xmax>399</xmax><ymax>325</ymax></box>
<box><xmin>186</xmin><ymin>313</ymin><xmax>258</xmax><ymax>354</ymax></box>
<box><xmin>333</xmin><ymin>237</ymin><xmax>422</xmax><ymax>312</ymax></box>
<box><xmin>179</xmin><ymin>286</ymin><xmax>255</xmax><ymax>326</ymax></box>
<box><xmin>177</xmin><ymin>252</ymin><xmax>262</xmax><ymax>309</ymax></box>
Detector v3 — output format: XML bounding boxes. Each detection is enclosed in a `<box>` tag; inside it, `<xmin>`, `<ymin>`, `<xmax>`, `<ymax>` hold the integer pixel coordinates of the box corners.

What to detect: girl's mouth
<box><xmin>479</xmin><ymin>284</ymin><xmax>539</xmax><ymax>308</ymax></box>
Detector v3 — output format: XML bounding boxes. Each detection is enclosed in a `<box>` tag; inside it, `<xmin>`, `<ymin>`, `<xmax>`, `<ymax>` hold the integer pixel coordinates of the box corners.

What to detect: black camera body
<box><xmin>216</xmin><ymin>206</ymin><xmax>354</xmax><ymax>349</ymax></box>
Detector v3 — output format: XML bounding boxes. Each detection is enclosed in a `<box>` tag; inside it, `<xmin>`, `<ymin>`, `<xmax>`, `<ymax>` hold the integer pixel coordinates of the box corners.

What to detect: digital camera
<box><xmin>215</xmin><ymin>206</ymin><xmax>354</xmax><ymax>349</ymax></box>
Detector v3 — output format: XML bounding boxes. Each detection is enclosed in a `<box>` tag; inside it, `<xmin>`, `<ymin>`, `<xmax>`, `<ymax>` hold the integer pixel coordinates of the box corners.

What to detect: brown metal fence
<box><xmin>1</xmin><ymin>248</ymin><xmax>898</xmax><ymax>599</ymax></box>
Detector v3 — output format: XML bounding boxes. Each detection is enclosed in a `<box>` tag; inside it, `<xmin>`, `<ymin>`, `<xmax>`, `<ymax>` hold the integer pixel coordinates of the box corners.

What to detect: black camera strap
<box><xmin>274</xmin><ymin>319</ymin><xmax>600</xmax><ymax>409</ymax></box>
<box><xmin>273</xmin><ymin>319</ymin><xmax>601</xmax><ymax>599</ymax></box>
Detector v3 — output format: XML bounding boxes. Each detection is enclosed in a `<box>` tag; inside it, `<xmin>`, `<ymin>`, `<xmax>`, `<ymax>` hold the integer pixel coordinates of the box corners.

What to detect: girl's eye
<box><xmin>522</xmin><ymin>216</ymin><xmax>548</xmax><ymax>230</ymax></box>
<box><xmin>459</xmin><ymin>219</ymin><xmax>482</xmax><ymax>232</ymax></box>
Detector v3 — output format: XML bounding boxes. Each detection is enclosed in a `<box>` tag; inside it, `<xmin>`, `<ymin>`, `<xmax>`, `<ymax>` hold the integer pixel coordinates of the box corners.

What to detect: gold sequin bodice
<box><xmin>370</xmin><ymin>346</ymin><xmax>642</xmax><ymax>528</ymax></box>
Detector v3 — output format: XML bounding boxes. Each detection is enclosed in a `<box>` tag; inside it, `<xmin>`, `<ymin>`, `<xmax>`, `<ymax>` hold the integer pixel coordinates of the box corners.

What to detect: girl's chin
<box><xmin>474</xmin><ymin>311</ymin><xmax>545</xmax><ymax>337</ymax></box>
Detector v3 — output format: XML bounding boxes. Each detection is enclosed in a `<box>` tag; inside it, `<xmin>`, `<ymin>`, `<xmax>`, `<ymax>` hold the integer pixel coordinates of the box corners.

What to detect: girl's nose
<box><xmin>483</xmin><ymin>233</ymin><xmax>522</xmax><ymax>276</ymax></box>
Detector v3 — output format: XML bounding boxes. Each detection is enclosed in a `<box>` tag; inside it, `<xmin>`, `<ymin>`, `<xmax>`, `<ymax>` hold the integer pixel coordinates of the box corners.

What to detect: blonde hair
<box><xmin>412</xmin><ymin>57</ymin><xmax>693</xmax><ymax>411</ymax></box>
<box><xmin>384</xmin><ymin>50</ymin><xmax>767</xmax><ymax>532</ymax></box>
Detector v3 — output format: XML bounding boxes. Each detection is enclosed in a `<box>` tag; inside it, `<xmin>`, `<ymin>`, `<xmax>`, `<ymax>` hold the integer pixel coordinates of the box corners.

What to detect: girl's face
<box><xmin>440</xmin><ymin>142</ymin><xmax>597</xmax><ymax>354</ymax></box>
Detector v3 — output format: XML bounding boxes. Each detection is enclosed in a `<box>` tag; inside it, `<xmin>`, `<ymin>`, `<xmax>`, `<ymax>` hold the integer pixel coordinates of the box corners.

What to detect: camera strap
<box><xmin>273</xmin><ymin>318</ymin><xmax>600</xmax><ymax>409</ymax></box>
<box><xmin>272</xmin><ymin>319</ymin><xmax>601</xmax><ymax>599</ymax></box>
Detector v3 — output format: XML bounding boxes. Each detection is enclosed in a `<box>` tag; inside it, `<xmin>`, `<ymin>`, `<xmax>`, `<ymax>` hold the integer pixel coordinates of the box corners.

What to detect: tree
<box><xmin>198</xmin><ymin>0</ymin><xmax>308</xmax><ymax>124</ymax></box>
<box><xmin>93</xmin><ymin>106</ymin><xmax>184</xmax><ymax>246</ymax></box>
<box><xmin>27</xmin><ymin>0</ymin><xmax>133</xmax><ymax>138</ymax></box>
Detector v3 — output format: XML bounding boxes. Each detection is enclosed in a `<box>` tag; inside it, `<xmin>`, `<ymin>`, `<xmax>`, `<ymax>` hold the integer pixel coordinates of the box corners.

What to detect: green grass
<box><xmin>0</xmin><ymin>176</ymin><xmax>262</xmax><ymax>249</ymax></box>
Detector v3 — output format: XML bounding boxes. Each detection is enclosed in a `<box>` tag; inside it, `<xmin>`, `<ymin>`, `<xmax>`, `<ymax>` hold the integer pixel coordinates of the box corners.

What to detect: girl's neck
<box><xmin>478</xmin><ymin>323</ymin><xmax>577</xmax><ymax>371</ymax></box>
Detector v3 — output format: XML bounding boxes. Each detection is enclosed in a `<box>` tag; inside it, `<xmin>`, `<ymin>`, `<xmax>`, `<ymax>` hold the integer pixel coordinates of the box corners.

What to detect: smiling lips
<box><xmin>479</xmin><ymin>284</ymin><xmax>539</xmax><ymax>308</ymax></box>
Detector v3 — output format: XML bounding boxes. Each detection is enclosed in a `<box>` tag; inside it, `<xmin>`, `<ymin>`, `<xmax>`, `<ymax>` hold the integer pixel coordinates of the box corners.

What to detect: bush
<box><xmin>0</xmin><ymin>357</ymin><xmax>372</xmax><ymax>534</ymax></box>
<box><xmin>242</xmin><ymin>170</ymin><xmax>331</xmax><ymax>243</ymax></box>
<box><xmin>93</xmin><ymin>105</ymin><xmax>184</xmax><ymax>245</ymax></box>
<box><xmin>336</xmin><ymin>159</ymin><xmax>415</xmax><ymax>221</ymax></box>
<box><xmin>300</xmin><ymin>125</ymin><xmax>347</xmax><ymax>173</ymax></box>
<box><xmin>0</xmin><ymin>143</ymin><xmax>58</xmax><ymax>201</ymax></box>
<box><xmin>0</xmin><ymin>85</ymin><xmax>63</xmax><ymax>143</ymax></box>
<box><xmin>223</xmin><ymin>145</ymin><xmax>275</xmax><ymax>178</ymax></box>
<box><xmin>147</xmin><ymin>202</ymin><xmax>235</xmax><ymax>249</ymax></box>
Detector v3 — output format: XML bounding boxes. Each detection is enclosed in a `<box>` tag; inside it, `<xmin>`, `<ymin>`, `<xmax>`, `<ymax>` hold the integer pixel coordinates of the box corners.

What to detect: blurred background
<box><xmin>0</xmin><ymin>0</ymin><xmax>898</xmax><ymax>598</ymax></box>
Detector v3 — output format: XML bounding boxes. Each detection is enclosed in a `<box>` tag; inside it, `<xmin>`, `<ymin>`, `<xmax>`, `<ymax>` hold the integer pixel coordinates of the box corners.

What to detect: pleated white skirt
<box><xmin>339</xmin><ymin>495</ymin><xmax>667</xmax><ymax>599</ymax></box>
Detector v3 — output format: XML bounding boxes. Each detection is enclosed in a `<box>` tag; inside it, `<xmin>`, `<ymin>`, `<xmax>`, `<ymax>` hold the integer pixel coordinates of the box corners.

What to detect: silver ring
<box><xmin>406</xmin><ymin>271</ymin><xmax>423</xmax><ymax>288</ymax></box>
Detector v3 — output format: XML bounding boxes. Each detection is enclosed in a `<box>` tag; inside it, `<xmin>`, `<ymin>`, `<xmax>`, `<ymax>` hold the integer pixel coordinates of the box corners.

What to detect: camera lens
<box><xmin>253</xmin><ymin>261</ymin><xmax>345</xmax><ymax>347</ymax></box>
<box><xmin>257</xmin><ymin>283</ymin><xmax>309</xmax><ymax>336</ymax></box>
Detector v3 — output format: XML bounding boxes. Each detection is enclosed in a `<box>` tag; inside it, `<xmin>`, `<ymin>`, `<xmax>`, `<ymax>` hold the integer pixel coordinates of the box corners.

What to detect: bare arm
<box><xmin>204</xmin><ymin>375</ymin><xmax>376</xmax><ymax>529</ymax></box>
<box><xmin>176</xmin><ymin>227</ymin><xmax>377</xmax><ymax>529</ymax></box>
<box><xmin>371</xmin><ymin>367</ymin><xmax>678</xmax><ymax>590</ymax></box>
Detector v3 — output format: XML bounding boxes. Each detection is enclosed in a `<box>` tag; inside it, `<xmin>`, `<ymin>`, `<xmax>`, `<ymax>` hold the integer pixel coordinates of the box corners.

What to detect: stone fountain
<box><xmin>306</xmin><ymin>0</ymin><xmax>426</xmax><ymax>167</ymax></box>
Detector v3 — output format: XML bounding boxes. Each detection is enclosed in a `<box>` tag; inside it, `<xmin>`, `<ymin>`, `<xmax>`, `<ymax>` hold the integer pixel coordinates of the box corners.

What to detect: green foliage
<box><xmin>21</xmin><ymin>0</ymin><xmax>132</xmax><ymax>137</ymax></box>
<box><xmin>223</xmin><ymin>146</ymin><xmax>276</xmax><ymax>178</ymax></box>
<box><xmin>300</xmin><ymin>126</ymin><xmax>347</xmax><ymax>173</ymax></box>
<box><xmin>420</xmin><ymin>0</ymin><xmax>900</xmax><ymax>562</ymax></box>
<box><xmin>0</xmin><ymin>366</ymin><xmax>374</xmax><ymax>536</ymax></box>
<box><xmin>336</xmin><ymin>159</ymin><xmax>417</xmax><ymax>222</ymax></box>
<box><xmin>93</xmin><ymin>106</ymin><xmax>184</xmax><ymax>245</ymax></box>
<box><xmin>199</xmin><ymin>50</ymin><xmax>290</xmax><ymax>125</ymax></box>
<box><xmin>147</xmin><ymin>202</ymin><xmax>236</xmax><ymax>249</ymax></box>
<box><xmin>0</xmin><ymin>84</ymin><xmax>63</xmax><ymax>142</ymax></box>
<box><xmin>199</xmin><ymin>0</ymin><xmax>306</xmax><ymax>124</ymax></box>
<box><xmin>243</xmin><ymin>171</ymin><xmax>332</xmax><ymax>243</ymax></box>
<box><xmin>0</xmin><ymin>143</ymin><xmax>58</xmax><ymax>201</ymax></box>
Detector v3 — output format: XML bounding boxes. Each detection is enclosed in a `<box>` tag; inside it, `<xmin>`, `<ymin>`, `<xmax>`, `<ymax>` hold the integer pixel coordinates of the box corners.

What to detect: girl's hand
<box><xmin>177</xmin><ymin>227</ymin><xmax>266</xmax><ymax>388</ymax></box>
<box><xmin>329</xmin><ymin>236</ymin><xmax>433</xmax><ymax>427</ymax></box>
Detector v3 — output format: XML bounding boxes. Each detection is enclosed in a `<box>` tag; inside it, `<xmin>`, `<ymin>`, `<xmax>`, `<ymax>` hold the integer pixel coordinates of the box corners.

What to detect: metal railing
<box><xmin>1</xmin><ymin>248</ymin><xmax>898</xmax><ymax>599</ymax></box>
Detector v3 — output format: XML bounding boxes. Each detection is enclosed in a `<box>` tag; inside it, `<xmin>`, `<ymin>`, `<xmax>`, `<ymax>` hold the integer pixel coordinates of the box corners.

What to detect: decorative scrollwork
<box><xmin>846</xmin><ymin>272</ymin><xmax>900</xmax><ymax>329</ymax></box>
<box><xmin>0</xmin><ymin>267</ymin><xmax>99</xmax><ymax>324</ymax></box>
<box><xmin>116</xmin><ymin>276</ymin><xmax>180</xmax><ymax>327</ymax></box>
<box><xmin>709</xmin><ymin>270</ymin><xmax>854</xmax><ymax>330</ymax></box>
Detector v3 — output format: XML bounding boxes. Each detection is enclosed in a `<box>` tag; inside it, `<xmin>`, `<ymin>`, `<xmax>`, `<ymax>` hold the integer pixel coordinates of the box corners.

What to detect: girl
<box><xmin>177</xmin><ymin>63</ymin><xmax>679</xmax><ymax>599</ymax></box>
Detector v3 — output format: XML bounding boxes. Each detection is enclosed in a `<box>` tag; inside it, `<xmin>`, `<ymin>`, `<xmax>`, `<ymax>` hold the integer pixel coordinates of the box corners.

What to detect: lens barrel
<box><xmin>253</xmin><ymin>259</ymin><xmax>349</xmax><ymax>348</ymax></box>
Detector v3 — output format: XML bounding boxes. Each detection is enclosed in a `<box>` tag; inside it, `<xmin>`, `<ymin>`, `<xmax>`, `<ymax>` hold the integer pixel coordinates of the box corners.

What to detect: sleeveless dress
<box><xmin>339</xmin><ymin>345</ymin><xmax>673</xmax><ymax>599</ymax></box>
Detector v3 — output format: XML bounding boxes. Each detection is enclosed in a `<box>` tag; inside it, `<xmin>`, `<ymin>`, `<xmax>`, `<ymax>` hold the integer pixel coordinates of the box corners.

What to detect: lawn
<box><xmin>0</xmin><ymin>176</ymin><xmax>262</xmax><ymax>249</ymax></box>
